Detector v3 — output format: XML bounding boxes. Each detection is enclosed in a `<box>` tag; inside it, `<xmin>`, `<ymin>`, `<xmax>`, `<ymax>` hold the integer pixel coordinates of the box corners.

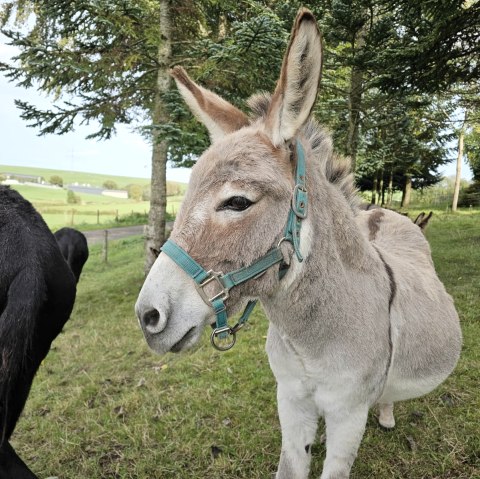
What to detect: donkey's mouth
<box><xmin>170</xmin><ymin>326</ymin><xmax>197</xmax><ymax>353</ymax></box>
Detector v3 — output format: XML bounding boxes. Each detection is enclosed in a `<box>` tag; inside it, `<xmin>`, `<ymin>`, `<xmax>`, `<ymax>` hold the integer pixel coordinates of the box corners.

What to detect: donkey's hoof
<box><xmin>379</xmin><ymin>418</ymin><xmax>395</xmax><ymax>429</ymax></box>
<box><xmin>378</xmin><ymin>403</ymin><xmax>395</xmax><ymax>429</ymax></box>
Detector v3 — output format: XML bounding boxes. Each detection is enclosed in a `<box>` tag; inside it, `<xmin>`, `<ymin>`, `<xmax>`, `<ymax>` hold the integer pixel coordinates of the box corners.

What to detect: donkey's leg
<box><xmin>275</xmin><ymin>382</ymin><xmax>319</xmax><ymax>479</ymax></box>
<box><xmin>378</xmin><ymin>402</ymin><xmax>395</xmax><ymax>429</ymax></box>
<box><xmin>320</xmin><ymin>405</ymin><xmax>369</xmax><ymax>479</ymax></box>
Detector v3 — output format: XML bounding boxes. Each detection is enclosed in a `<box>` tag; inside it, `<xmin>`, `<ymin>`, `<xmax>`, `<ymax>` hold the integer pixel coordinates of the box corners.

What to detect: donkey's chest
<box><xmin>266</xmin><ymin>324</ymin><xmax>350</xmax><ymax>392</ymax></box>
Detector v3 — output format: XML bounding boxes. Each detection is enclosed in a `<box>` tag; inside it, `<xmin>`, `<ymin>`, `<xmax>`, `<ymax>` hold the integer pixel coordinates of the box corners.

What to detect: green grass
<box><xmin>6</xmin><ymin>184</ymin><xmax>184</xmax><ymax>229</ymax></box>
<box><xmin>11</xmin><ymin>212</ymin><xmax>480</xmax><ymax>478</ymax></box>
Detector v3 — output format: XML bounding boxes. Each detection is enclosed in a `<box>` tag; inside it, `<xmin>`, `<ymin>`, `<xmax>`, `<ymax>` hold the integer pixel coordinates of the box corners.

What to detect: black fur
<box><xmin>54</xmin><ymin>227</ymin><xmax>89</xmax><ymax>283</ymax></box>
<box><xmin>0</xmin><ymin>186</ymin><xmax>76</xmax><ymax>479</ymax></box>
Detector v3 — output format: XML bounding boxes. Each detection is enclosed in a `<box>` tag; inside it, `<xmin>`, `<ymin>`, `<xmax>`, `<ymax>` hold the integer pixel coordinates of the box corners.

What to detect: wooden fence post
<box><xmin>102</xmin><ymin>230</ymin><xmax>108</xmax><ymax>263</ymax></box>
<box><xmin>97</xmin><ymin>210</ymin><xmax>100</xmax><ymax>224</ymax></box>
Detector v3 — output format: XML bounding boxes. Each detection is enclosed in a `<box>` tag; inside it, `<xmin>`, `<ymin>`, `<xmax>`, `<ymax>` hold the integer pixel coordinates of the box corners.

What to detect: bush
<box><xmin>67</xmin><ymin>190</ymin><xmax>81</xmax><ymax>204</ymax></box>
<box><xmin>50</xmin><ymin>175</ymin><xmax>64</xmax><ymax>187</ymax></box>
<box><xmin>459</xmin><ymin>181</ymin><xmax>480</xmax><ymax>207</ymax></box>
<box><xmin>128</xmin><ymin>184</ymin><xmax>143</xmax><ymax>201</ymax></box>
<box><xmin>103</xmin><ymin>180</ymin><xmax>118</xmax><ymax>190</ymax></box>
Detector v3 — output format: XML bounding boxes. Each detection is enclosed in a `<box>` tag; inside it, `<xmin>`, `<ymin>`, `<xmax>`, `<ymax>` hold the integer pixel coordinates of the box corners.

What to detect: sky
<box><xmin>0</xmin><ymin>38</ymin><xmax>473</xmax><ymax>184</ymax></box>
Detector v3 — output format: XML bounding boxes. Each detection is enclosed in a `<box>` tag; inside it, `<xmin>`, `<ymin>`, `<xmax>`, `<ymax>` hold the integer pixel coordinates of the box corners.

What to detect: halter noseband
<box><xmin>160</xmin><ymin>141</ymin><xmax>308</xmax><ymax>351</ymax></box>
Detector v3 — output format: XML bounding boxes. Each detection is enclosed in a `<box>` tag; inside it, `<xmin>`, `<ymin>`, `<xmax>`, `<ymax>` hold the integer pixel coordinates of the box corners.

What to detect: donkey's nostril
<box><xmin>142</xmin><ymin>309</ymin><xmax>160</xmax><ymax>329</ymax></box>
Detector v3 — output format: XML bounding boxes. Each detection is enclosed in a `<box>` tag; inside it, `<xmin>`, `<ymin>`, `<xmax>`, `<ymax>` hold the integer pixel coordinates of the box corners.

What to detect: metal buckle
<box><xmin>195</xmin><ymin>270</ymin><xmax>229</xmax><ymax>306</ymax></box>
<box><xmin>210</xmin><ymin>327</ymin><xmax>236</xmax><ymax>351</ymax></box>
<box><xmin>292</xmin><ymin>184</ymin><xmax>308</xmax><ymax>219</ymax></box>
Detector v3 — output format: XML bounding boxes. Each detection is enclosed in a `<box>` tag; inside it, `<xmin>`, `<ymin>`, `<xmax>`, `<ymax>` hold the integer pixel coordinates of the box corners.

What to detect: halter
<box><xmin>160</xmin><ymin>141</ymin><xmax>308</xmax><ymax>351</ymax></box>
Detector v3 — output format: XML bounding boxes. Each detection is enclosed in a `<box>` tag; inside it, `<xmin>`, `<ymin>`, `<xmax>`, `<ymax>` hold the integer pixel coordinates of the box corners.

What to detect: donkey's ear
<box><xmin>170</xmin><ymin>66</ymin><xmax>249</xmax><ymax>142</ymax></box>
<box><xmin>265</xmin><ymin>8</ymin><xmax>322</xmax><ymax>147</ymax></box>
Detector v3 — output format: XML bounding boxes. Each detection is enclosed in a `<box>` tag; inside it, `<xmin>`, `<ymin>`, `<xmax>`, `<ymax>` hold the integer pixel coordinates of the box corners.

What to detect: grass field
<box><xmin>0</xmin><ymin>164</ymin><xmax>153</xmax><ymax>189</ymax></box>
<box><xmin>11</xmin><ymin>211</ymin><xmax>480</xmax><ymax>478</ymax></box>
<box><xmin>5</xmin><ymin>184</ymin><xmax>184</xmax><ymax>229</ymax></box>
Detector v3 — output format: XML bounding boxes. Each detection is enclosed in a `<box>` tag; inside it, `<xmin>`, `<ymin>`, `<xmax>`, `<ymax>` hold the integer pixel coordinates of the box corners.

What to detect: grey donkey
<box><xmin>135</xmin><ymin>8</ymin><xmax>461</xmax><ymax>478</ymax></box>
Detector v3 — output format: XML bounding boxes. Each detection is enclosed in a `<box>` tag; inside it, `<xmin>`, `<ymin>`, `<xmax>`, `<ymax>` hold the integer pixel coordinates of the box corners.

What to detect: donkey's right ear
<box><xmin>265</xmin><ymin>9</ymin><xmax>322</xmax><ymax>147</ymax></box>
<box><xmin>170</xmin><ymin>66</ymin><xmax>249</xmax><ymax>142</ymax></box>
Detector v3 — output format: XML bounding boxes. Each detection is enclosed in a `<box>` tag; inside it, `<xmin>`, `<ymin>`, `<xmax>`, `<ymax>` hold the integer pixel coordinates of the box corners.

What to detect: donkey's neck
<box><xmin>260</xmin><ymin>175</ymin><xmax>382</xmax><ymax>350</ymax></box>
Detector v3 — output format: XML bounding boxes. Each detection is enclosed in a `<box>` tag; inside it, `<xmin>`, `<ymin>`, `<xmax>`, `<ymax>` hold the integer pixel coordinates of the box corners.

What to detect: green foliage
<box><xmin>459</xmin><ymin>181</ymin><xmax>480</xmax><ymax>207</ymax></box>
<box><xmin>66</xmin><ymin>189</ymin><xmax>81</xmax><ymax>204</ymax></box>
<box><xmin>103</xmin><ymin>180</ymin><xmax>118</xmax><ymax>190</ymax></box>
<box><xmin>49</xmin><ymin>174</ymin><xmax>63</xmax><ymax>187</ymax></box>
<box><xmin>127</xmin><ymin>183</ymin><xmax>143</xmax><ymax>201</ymax></box>
<box><xmin>465</xmin><ymin>123</ymin><xmax>480</xmax><ymax>181</ymax></box>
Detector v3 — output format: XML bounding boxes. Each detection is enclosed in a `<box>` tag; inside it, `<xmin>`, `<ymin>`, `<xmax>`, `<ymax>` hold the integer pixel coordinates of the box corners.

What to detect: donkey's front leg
<box><xmin>320</xmin><ymin>404</ymin><xmax>369</xmax><ymax>479</ymax></box>
<box><xmin>276</xmin><ymin>382</ymin><xmax>319</xmax><ymax>479</ymax></box>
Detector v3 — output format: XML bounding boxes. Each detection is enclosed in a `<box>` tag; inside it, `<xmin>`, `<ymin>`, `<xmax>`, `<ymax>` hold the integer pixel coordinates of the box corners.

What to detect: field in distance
<box><xmin>1</xmin><ymin>164</ymin><xmax>186</xmax><ymax>229</ymax></box>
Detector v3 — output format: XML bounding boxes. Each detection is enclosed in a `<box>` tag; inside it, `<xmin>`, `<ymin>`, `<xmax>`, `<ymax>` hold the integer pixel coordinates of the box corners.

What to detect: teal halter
<box><xmin>160</xmin><ymin>141</ymin><xmax>308</xmax><ymax>351</ymax></box>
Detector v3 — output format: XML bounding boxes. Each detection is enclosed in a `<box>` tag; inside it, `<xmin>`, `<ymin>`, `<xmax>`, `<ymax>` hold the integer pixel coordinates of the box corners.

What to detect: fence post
<box><xmin>102</xmin><ymin>230</ymin><xmax>108</xmax><ymax>263</ymax></box>
<box><xmin>115</xmin><ymin>209</ymin><xmax>119</xmax><ymax>222</ymax></box>
<box><xmin>97</xmin><ymin>210</ymin><xmax>100</xmax><ymax>224</ymax></box>
<box><xmin>71</xmin><ymin>209</ymin><xmax>75</xmax><ymax>226</ymax></box>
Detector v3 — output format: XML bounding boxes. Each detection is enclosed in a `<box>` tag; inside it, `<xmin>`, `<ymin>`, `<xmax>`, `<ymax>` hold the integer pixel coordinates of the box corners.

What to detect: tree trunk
<box><xmin>378</xmin><ymin>168</ymin><xmax>384</xmax><ymax>206</ymax></box>
<box><xmin>145</xmin><ymin>0</ymin><xmax>171</xmax><ymax>275</ymax></box>
<box><xmin>452</xmin><ymin>115</ymin><xmax>466</xmax><ymax>212</ymax></box>
<box><xmin>346</xmin><ymin>26</ymin><xmax>366</xmax><ymax>172</ymax></box>
<box><xmin>371</xmin><ymin>173</ymin><xmax>378</xmax><ymax>204</ymax></box>
<box><xmin>387</xmin><ymin>168</ymin><xmax>393</xmax><ymax>206</ymax></box>
<box><xmin>401</xmin><ymin>174</ymin><xmax>412</xmax><ymax>208</ymax></box>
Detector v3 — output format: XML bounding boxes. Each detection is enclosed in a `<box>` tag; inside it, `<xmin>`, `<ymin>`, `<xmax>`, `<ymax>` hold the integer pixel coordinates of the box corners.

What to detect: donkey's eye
<box><xmin>218</xmin><ymin>196</ymin><xmax>253</xmax><ymax>212</ymax></box>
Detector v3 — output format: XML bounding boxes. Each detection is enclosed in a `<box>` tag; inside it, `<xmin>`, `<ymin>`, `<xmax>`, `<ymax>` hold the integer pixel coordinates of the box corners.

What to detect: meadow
<box><xmin>4</xmin><ymin>183</ymin><xmax>184</xmax><ymax>229</ymax></box>
<box><xmin>11</xmin><ymin>210</ymin><xmax>480</xmax><ymax>479</ymax></box>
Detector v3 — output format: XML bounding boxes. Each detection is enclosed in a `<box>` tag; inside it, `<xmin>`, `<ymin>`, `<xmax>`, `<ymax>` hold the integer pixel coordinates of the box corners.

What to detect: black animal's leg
<box><xmin>0</xmin><ymin>441</ymin><xmax>38</xmax><ymax>479</ymax></box>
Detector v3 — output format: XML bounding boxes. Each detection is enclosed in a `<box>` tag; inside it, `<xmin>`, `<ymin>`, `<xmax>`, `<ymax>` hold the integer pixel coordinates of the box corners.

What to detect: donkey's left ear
<box><xmin>171</xmin><ymin>66</ymin><xmax>249</xmax><ymax>142</ymax></box>
<box><xmin>265</xmin><ymin>8</ymin><xmax>322</xmax><ymax>147</ymax></box>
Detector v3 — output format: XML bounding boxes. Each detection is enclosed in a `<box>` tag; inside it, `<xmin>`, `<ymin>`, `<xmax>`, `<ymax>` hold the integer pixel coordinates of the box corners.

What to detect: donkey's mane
<box><xmin>248</xmin><ymin>92</ymin><xmax>360</xmax><ymax>213</ymax></box>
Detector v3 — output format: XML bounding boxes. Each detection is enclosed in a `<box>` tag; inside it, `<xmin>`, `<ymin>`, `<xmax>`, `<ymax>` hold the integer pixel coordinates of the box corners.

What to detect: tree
<box><xmin>102</xmin><ymin>180</ymin><xmax>118</xmax><ymax>191</ymax></box>
<box><xmin>452</xmin><ymin>113</ymin><xmax>467</xmax><ymax>212</ymax></box>
<box><xmin>128</xmin><ymin>184</ymin><xmax>143</xmax><ymax>201</ymax></box>
<box><xmin>49</xmin><ymin>175</ymin><xmax>63</xmax><ymax>187</ymax></box>
<box><xmin>1</xmin><ymin>0</ymin><xmax>171</xmax><ymax>274</ymax></box>
<box><xmin>67</xmin><ymin>190</ymin><xmax>80</xmax><ymax>204</ymax></box>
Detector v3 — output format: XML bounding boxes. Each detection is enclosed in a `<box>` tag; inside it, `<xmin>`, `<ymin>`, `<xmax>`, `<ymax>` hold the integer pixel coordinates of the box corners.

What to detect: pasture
<box><xmin>11</xmin><ymin>211</ymin><xmax>480</xmax><ymax>479</ymax></box>
<box><xmin>5</xmin><ymin>184</ymin><xmax>183</xmax><ymax>229</ymax></box>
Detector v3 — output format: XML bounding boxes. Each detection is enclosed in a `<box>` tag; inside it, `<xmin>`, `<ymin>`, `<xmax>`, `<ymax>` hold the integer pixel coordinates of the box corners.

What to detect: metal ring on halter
<box><xmin>210</xmin><ymin>327</ymin><xmax>236</xmax><ymax>351</ymax></box>
<box><xmin>277</xmin><ymin>237</ymin><xmax>288</xmax><ymax>248</ymax></box>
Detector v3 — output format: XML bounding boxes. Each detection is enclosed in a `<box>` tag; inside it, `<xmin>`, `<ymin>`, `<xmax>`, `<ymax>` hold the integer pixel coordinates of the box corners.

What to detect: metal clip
<box><xmin>195</xmin><ymin>270</ymin><xmax>229</xmax><ymax>306</ymax></box>
<box><xmin>210</xmin><ymin>327</ymin><xmax>236</xmax><ymax>351</ymax></box>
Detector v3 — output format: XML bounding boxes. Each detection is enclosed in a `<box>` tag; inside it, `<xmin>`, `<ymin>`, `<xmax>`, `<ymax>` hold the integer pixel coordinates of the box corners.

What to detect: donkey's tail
<box><xmin>0</xmin><ymin>268</ymin><xmax>44</xmax><ymax>445</ymax></box>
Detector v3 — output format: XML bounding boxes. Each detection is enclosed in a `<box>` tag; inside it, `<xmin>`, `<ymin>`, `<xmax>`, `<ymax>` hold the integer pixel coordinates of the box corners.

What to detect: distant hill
<box><xmin>0</xmin><ymin>164</ymin><xmax>187</xmax><ymax>194</ymax></box>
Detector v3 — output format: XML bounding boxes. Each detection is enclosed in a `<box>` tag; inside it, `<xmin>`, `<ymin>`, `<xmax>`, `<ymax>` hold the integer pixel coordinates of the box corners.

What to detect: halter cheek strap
<box><xmin>160</xmin><ymin>141</ymin><xmax>308</xmax><ymax>350</ymax></box>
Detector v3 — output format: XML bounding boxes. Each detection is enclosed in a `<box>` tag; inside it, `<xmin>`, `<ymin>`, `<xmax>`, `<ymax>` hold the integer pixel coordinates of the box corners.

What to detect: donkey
<box><xmin>0</xmin><ymin>186</ymin><xmax>76</xmax><ymax>479</ymax></box>
<box><xmin>413</xmin><ymin>211</ymin><xmax>433</xmax><ymax>233</ymax></box>
<box><xmin>135</xmin><ymin>9</ymin><xmax>461</xmax><ymax>478</ymax></box>
<box><xmin>54</xmin><ymin>227</ymin><xmax>89</xmax><ymax>283</ymax></box>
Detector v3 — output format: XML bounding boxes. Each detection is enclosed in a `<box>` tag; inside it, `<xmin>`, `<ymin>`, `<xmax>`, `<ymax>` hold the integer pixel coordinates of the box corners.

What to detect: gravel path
<box><xmin>81</xmin><ymin>225</ymin><xmax>146</xmax><ymax>246</ymax></box>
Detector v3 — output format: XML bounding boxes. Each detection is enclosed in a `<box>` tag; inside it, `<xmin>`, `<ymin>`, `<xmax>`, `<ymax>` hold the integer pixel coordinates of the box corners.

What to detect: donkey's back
<box><xmin>358</xmin><ymin>208</ymin><xmax>461</xmax><ymax>404</ymax></box>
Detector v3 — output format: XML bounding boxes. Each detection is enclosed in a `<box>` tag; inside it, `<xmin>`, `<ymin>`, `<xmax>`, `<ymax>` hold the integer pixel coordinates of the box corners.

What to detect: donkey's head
<box><xmin>136</xmin><ymin>9</ymin><xmax>322</xmax><ymax>354</ymax></box>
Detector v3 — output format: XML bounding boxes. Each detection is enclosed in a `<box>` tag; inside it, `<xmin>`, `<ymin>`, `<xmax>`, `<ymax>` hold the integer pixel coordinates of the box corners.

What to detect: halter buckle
<box><xmin>292</xmin><ymin>184</ymin><xmax>308</xmax><ymax>219</ymax></box>
<box><xmin>196</xmin><ymin>270</ymin><xmax>229</xmax><ymax>306</ymax></box>
<box><xmin>210</xmin><ymin>327</ymin><xmax>236</xmax><ymax>351</ymax></box>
